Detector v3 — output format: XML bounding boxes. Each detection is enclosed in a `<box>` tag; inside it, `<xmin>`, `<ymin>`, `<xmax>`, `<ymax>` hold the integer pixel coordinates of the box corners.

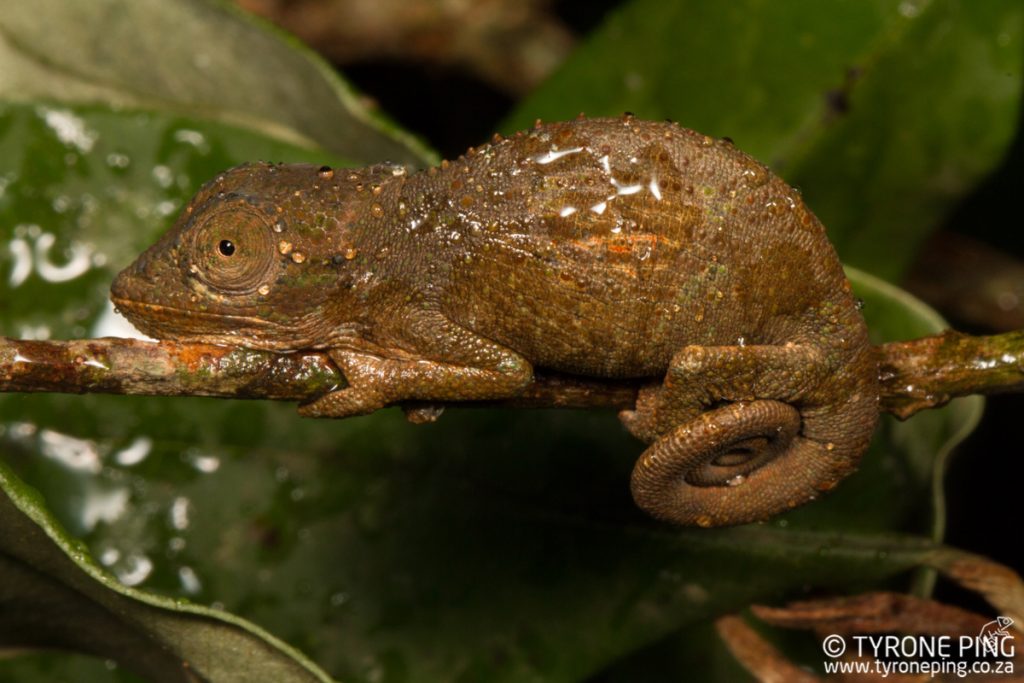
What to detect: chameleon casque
<box><xmin>111</xmin><ymin>116</ymin><xmax>879</xmax><ymax>527</ymax></box>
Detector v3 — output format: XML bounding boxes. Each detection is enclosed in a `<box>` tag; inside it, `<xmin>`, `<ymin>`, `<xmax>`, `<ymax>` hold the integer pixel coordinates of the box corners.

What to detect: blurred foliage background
<box><xmin>0</xmin><ymin>0</ymin><xmax>1020</xmax><ymax>681</ymax></box>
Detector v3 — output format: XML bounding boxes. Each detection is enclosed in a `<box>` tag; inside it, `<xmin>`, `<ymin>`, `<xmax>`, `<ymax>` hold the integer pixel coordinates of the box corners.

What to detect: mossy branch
<box><xmin>877</xmin><ymin>330</ymin><xmax>1024</xmax><ymax>418</ymax></box>
<box><xmin>2</xmin><ymin>331</ymin><xmax>1022</xmax><ymax>418</ymax></box>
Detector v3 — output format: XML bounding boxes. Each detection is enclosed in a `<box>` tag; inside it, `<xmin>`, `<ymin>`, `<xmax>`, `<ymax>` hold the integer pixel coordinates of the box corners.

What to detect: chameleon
<box><xmin>111</xmin><ymin>115</ymin><xmax>879</xmax><ymax>527</ymax></box>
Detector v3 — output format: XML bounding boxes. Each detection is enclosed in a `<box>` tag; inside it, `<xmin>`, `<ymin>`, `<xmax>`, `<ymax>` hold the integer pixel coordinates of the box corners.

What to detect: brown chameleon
<box><xmin>111</xmin><ymin>116</ymin><xmax>879</xmax><ymax>527</ymax></box>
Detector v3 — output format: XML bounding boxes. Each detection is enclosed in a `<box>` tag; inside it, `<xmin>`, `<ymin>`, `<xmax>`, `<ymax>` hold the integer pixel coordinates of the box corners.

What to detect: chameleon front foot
<box><xmin>298</xmin><ymin>386</ymin><xmax>388</xmax><ymax>418</ymax></box>
<box><xmin>630</xmin><ymin>400</ymin><xmax>836</xmax><ymax>527</ymax></box>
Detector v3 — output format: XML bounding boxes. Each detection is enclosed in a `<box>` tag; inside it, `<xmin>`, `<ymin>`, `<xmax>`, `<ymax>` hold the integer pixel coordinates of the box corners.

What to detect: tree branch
<box><xmin>0</xmin><ymin>336</ymin><xmax>637</xmax><ymax>412</ymax></box>
<box><xmin>877</xmin><ymin>330</ymin><xmax>1024</xmax><ymax>418</ymax></box>
<box><xmin>2</xmin><ymin>331</ymin><xmax>1022</xmax><ymax>418</ymax></box>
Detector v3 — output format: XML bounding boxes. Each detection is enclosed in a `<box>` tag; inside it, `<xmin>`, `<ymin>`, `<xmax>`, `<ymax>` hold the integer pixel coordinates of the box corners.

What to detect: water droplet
<box><xmin>648</xmin><ymin>178</ymin><xmax>662</xmax><ymax>200</ymax></box>
<box><xmin>291</xmin><ymin>251</ymin><xmax>306</xmax><ymax>264</ymax></box>
<box><xmin>278</xmin><ymin>240</ymin><xmax>293</xmax><ymax>255</ymax></box>
<box><xmin>534</xmin><ymin>146</ymin><xmax>584</xmax><ymax>164</ymax></box>
<box><xmin>612</xmin><ymin>179</ymin><xmax>643</xmax><ymax>195</ymax></box>
<box><xmin>186</xmin><ymin>451</ymin><xmax>220</xmax><ymax>473</ymax></box>
<box><xmin>34</xmin><ymin>232</ymin><xmax>93</xmax><ymax>283</ymax></box>
<box><xmin>100</xmin><ymin>548</ymin><xmax>121</xmax><ymax>566</ymax></box>
<box><xmin>39</xmin><ymin>107</ymin><xmax>97</xmax><ymax>152</ymax></box>
<box><xmin>106</xmin><ymin>152</ymin><xmax>130</xmax><ymax>169</ymax></box>
<box><xmin>740</xmin><ymin>166</ymin><xmax>768</xmax><ymax>188</ymax></box>
<box><xmin>170</xmin><ymin>496</ymin><xmax>191</xmax><ymax>530</ymax></box>
<box><xmin>178</xmin><ymin>566</ymin><xmax>202</xmax><ymax>594</ymax></box>
<box><xmin>115</xmin><ymin>553</ymin><xmax>154</xmax><ymax>586</ymax></box>
<box><xmin>317</xmin><ymin>165</ymin><xmax>334</xmax><ymax>179</ymax></box>
<box><xmin>39</xmin><ymin>428</ymin><xmax>102</xmax><ymax>474</ymax></box>
<box><xmin>114</xmin><ymin>436</ymin><xmax>152</xmax><ymax>466</ymax></box>
<box><xmin>173</xmin><ymin>129</ymin><xmax>208</xmax><ymax>151</ymax></box>
<box><xmin>148</xmin><ymin>165</ymin><xmax>173</xmax><ymax>189</ymax></box>
<box><xmin>7</xmin><ymin>236</ymin><xmax>32</xmax><ymax>287</ymax></box>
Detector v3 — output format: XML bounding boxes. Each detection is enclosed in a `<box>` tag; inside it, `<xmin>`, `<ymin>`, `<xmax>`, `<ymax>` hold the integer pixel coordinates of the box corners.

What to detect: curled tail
<box><xmin>627</xmin><ymin>344</ymin><xmax>879</xmax><ymax>527</ymax></box>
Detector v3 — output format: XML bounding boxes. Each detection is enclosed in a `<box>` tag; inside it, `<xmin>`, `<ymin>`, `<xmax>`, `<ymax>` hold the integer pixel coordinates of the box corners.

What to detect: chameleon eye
<box><xmin>189</xmin><ymin>206</ymin><xmax>275</xmax><ymax>293</ymax></box>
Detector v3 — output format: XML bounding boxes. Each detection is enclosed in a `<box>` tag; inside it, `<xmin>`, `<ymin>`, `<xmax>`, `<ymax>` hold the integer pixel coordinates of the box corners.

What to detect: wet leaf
<box><xmin>0</xmin><ymin>0</ymin><xmax>435</xmax><ymax>167</ymax></box>
<box><xmin>0</xmin><ymin>459</ymin><xmax>336</xmax><ymax>683</ymax></box>
<box><xmin>505</xmin><ymin>0</ymin><xmax>1023</xmax><ymax>279</ymax></box>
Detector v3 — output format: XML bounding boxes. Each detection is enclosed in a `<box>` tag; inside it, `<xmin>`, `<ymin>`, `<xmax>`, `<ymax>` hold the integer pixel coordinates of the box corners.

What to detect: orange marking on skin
<box><xmin>569</xmin><ymin>233</ymin><xmax>667</xmax><ymax>254</ymax></box>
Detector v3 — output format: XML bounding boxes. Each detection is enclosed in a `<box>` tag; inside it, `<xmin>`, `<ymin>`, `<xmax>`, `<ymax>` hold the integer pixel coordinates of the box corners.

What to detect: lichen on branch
<box><xmin>3</xmin><ymin>331</ymin><xmax>1024</xmax><ymax>418</ymax></box>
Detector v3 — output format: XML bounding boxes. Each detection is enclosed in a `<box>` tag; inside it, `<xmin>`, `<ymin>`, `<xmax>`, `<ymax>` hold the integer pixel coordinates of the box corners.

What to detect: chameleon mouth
<box><xmin>110</xmin><ymin>296</ymin><xmax>281</xmax><ymax>340</ymax></box>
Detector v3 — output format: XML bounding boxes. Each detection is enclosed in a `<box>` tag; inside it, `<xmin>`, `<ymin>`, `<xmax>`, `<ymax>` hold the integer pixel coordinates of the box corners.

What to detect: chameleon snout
<box><xmin>111</xmin><ymin>252</ymin><xmax>158</xmax><ymax>303</ymax></box>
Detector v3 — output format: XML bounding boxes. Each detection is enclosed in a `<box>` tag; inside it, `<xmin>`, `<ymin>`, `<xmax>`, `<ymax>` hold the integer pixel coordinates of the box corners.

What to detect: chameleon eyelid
<box><xmin>188</xmin><ymin>205</ymin><xmax>275</xmax><ymax>294</ymax></box>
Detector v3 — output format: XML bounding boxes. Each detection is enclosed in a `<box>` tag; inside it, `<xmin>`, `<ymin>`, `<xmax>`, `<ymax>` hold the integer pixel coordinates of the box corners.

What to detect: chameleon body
<box><xmin>111</xmin><ymin>116</ymin><xmax>879</xmax><ymax>527</ymax></box>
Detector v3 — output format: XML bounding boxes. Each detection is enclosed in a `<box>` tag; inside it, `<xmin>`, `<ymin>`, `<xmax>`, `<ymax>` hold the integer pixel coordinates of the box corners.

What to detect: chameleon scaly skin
<box><xmin>111</xmin><ymin>116</ymin><xmax>879</xmax><ymax>527</ymax></box>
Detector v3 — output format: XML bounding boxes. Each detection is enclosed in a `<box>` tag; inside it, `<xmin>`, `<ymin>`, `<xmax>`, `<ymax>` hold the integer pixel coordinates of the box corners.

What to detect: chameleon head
<box><xmin>111</xmin><ymin>162</ymin><xmax>362</xmax><ymax>350</ymax></box>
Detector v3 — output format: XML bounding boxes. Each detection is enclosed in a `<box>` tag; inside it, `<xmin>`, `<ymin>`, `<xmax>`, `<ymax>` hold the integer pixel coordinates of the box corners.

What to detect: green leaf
<box><xmin>0</xmin><ymin>0</ymin><xmax>435</xmax><ymax>167</ymax></box>
<box><xmin>505</xmin><ymin>0</ymin><xmax>1023</xmax><ymax>279</ymax></box>
<box><xmin>0</xmin><ymin>459</ymin><xmax>336</xmax><ymax>683</ymax></box>
<box><xmin>847</xmin><ymin>268</ymin><xmax>983</xmax><ymax>544</ymax></box>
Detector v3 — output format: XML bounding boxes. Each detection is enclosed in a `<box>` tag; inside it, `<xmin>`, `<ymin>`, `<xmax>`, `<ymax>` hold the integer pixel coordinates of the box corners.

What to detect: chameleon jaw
<box><xmin>110</xmin><ymin>296</ymin><xmax>285</xmax><ymax>344</ymax></box>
